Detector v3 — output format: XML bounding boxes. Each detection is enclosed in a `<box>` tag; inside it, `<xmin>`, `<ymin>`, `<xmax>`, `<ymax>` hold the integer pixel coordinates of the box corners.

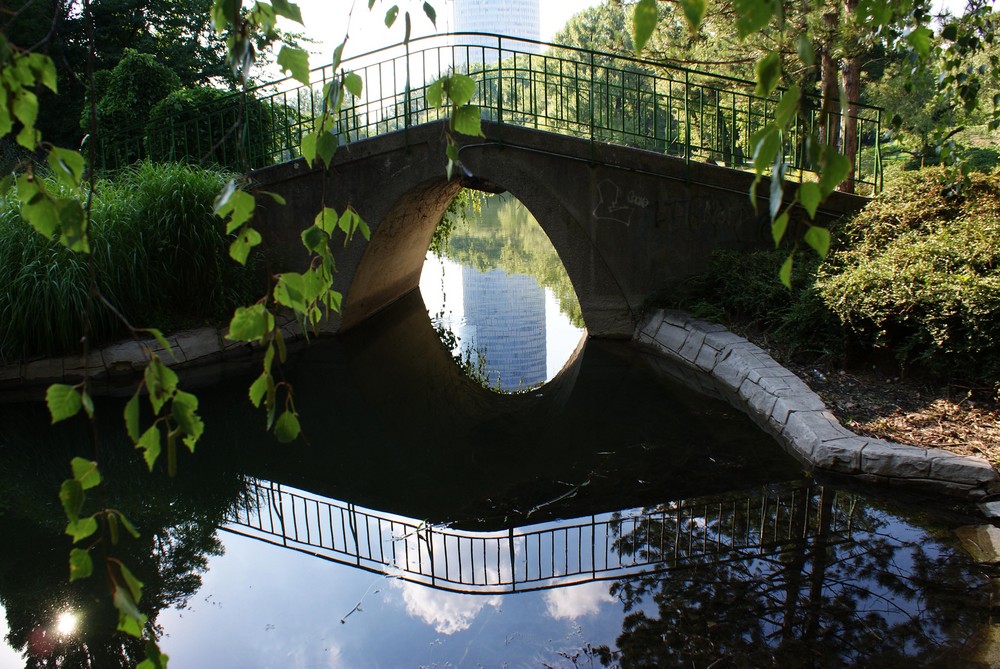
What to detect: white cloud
<box><xmin>544</xmin><ymin>582</ymin><xmax>615</xmax><ymax>621</ymax></box>
<box><xmin>396</xmin><ymin>583</ymin><xmax>502</xmax><ymax>635</ymax></box>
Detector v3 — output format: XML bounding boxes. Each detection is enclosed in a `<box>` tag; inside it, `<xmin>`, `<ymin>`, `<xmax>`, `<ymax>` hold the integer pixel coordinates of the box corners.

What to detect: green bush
<box><xmin>146</xmin><ymin>87</ymin><xmax>287</xmax><ymax>169</ymax></box>
<box><xmin>818</xmin><ymin>168</ymin><xmax>1000</xmax><ymax>381</ymax></box>
<box><xmin>0</xmin><ymin>162</ymin><xmax>261</xmax><ymax>362</ymax></box>
<box><xmin>87</xmin><ymin>50</ymin><xmax>182</xmax><ymax>160</ymax></box>
<box><xmin>661</xmin><ymin>248</ymin><xmax>846</xmax><ymax>361</ymax></box>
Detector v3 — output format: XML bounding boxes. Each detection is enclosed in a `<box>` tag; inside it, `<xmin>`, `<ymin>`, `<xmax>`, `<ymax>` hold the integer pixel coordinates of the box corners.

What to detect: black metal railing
<box><xmin>224</xmin><ymin>479</ymin><xmax>855</xmax><ymax>594</ymax></box>
<box><xmin>95</xmin><ymin>33</ymin><xmax>883</xmax><ymax>192</ymax></box>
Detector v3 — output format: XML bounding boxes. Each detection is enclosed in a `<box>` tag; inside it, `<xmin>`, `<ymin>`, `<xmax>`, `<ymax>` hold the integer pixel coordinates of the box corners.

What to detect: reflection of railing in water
<box><xmin>224</xmin><ymin>479</ymin><xmax>854</xmax><ymax>594</ymax></box>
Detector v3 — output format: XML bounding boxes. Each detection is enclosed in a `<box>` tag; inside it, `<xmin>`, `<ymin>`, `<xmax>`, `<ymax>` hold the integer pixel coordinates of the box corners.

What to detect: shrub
<box><xmin>817</xmin><ymin>168</ymin><xmax>1000</xmax><ymax>381</ymax></box>
<box><xmin>145</xmin><ymin>87</ymin><xmax>287</xmax><ymax>169</ymax></box>
<box><xmin>0</xmin><ymin>162</ymin><xmax>261</xmax><ymax>362</ymax></box>
<box><xmin>87</xmin><ymin>50</ymin><xmax>182</xmax><ymax>160</ymax></box>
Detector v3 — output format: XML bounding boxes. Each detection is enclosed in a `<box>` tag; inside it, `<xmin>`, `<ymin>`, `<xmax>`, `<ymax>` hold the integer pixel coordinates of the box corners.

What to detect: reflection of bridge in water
<box><xmin>225</xmin><ymin>480</ymin><xmax>855</xmax><ymax>594</ymax></box>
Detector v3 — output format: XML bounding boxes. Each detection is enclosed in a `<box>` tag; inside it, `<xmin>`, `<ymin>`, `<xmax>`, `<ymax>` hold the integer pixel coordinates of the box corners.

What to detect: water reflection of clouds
<box><xmin>395</xmin><ymin>582</ymin><xmax>502</xmax><ymax>634</ymax></box>
<box><xmin>544</xmin><ymin>582</ymin><xmax>616</xmax><ymax>620</ymax></box>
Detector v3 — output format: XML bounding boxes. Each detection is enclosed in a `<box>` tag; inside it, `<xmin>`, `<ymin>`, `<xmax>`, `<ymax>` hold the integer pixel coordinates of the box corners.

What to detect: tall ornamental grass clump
<box><xmin>0</xmin><ymin>162</ymin><xmax>261</xmax><ymax>362</ymax></box>
<box><xmin>816</xmin><ymin>168</ymin><xmax>1000</xmax><ymax>381</ymax></box>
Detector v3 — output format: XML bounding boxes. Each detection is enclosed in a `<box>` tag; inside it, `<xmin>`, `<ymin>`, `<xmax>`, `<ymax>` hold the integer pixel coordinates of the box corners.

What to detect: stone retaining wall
<box><xmin>636</xmin><ymin>310</ymin><xmax>1000</xmax><ymax>500</ymax></box>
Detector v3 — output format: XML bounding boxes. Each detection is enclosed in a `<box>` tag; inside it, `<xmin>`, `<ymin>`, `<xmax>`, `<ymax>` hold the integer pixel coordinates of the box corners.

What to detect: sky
<box><xmin>287</xmin><ymin>0</ymin><xmax>603</xmax><ymax>65</ymax></box>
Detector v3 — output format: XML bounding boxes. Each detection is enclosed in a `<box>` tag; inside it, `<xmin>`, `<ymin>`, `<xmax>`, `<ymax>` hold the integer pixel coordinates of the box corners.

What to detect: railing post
<box><xmin>589</xmin><ymin>52</ymin><xmax>596</xmax><ymax>150</ymax></box>
<box><xmin>496</xmin><ymin>35</ymin><xmax>504</xmax><ymax>125</ymax></box>
<box><xmin>875</xmin><ymin>107</ymin><xmax>883</xmax><ymax>194</ymax></box>
<box><xmin>684</xmin><ymin>70</ymin><xmax>691</xmax><ymax>165</ymax></box>
<box><xmin>404</xmin><ymin>40</ymin><xmax>412</xmax><ymax>147</ymax></box>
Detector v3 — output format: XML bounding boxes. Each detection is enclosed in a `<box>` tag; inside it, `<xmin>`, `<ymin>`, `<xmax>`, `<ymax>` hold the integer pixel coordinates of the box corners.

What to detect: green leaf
<box><xmin>385</xmin><ymin>5</ymin><xmax>399</xmax><ymax>27</ymax></box>
<box><xmin>47</xmin><ymin>384</ymin><xmax>83</xmax><ymax>423</ymax></box>
<box><xmin>797</xmin><ymin>33</ymin><xmax>814</xmax><ymax>68</ymax></box>
<box><xmin>71</xmin><ymin>457</ymin><xmax>101</xmax><ymax>490</ymax></box>
<box><xmin>228</xmin><ymin>304</ymin><xmax>274</xmax><ymax>342</ymax></box>
<box><xmin>344</xmin><ymin>72</ymin><xmax>363</xmax><ymax>98</ymax></box>
<box><xmin>755</xmin><ymin>51</ymin><xmax>781</xmax><ymax>97</ymax></box>
<box><xmin>779</xmin><ymin>253</ymin><xmax>793</xmax><ymax>289</ymax></box>
<box><xmin>249</xmin><ymin>372</ymin><xmax>270</xmax><ymax>408</ymax></box>
<box><xmin>774</xmin><ymin>85</ymin><xmax>800</xmax><ymax>128</ymax></box>
<box><xmin>301</xmin><ymin>225</ymin><xmax>328</xmax><ymax>253</ymax></box>
<box><xmin>905</xmin><ymin>26</ymin><xmax>934</xmax><ymax>58</ymax></box>
<box><xmin>678</xmin><ymin>0</ymin><xmax>707</xmax><ymax>32</ymax></box>
<box><xmin>453</xmin><ymin>105</ymin><xmax>484</xmax><ymax>137</ymax></box>
<box><xmin>771</xmin><ymin>212</ymin><xmax>789</xmax><ymax>247</ymax></box>
<box><xmin>124</xmin><ymin>392</ymin><xmax>141</xmax><ymax>441</ymax></box>
<box><xmin>423</xmin><ymin>1</ymin><xmax>437</xmax><ymax>26</ymax></box>
<box><xmin>804</xmin><ymin>225</ymin><xmax>831</xmax><ymax>258</ymax></box>
<box><xmin>66</xmin><ymin>516</ymin><xmax>98</xmax><ymax>542</ymax></box>
<box><xmin>314</xmin><ymin>206</ymin><xmax>340</xmax><ymax>234</ymax></box>
<box><xmin>404</xmin><ymin>11</ymin><xmax>412</xmax><ymax>44</ymax></box>
<box><xmin>301</xmin><ymin>132</ymin><xmax>318</xmax><ymax>167</ymax></box>
<box><xmin>47</xmin><ymin>147</ymin><xmax>85</xmax><ymax>189</ymax></box>
<box><xmin>215</xmin><ymin>186</ymin><xmax>255</xmax><ymax>233</ymax></box>
<box><xmin>69</xmin><ymin>548</ymin><xmax>93</xmax><ymax>581</ymax></box>
<box><xmin>229</xmin><ymin>226</ymin><xmax>262</xmax><ymax>265</ymax></box>
<box><xmin>81</xmin><ymin>391</ymin><xmax>94</xmax><ymax>419</ymax></box>
<box><xmin>171</xmin><ymin>392</ymin><xmax>204</xmax><ymax>450</ymax></box>
<box><xmin>751</xmin><ymin>125</ymin><xmax>781</xmax><ymax>174</ymax></box>
<box><xmin>798</xmin><ymin>181</ymin><xmax>821</xmax><ymax>219</ymax></box>
<box><xmin>632</xmin><ymin>0</ymin><xmax>658</xmax><ymax>54</ymax></box>
<box><xmin>60</xmin><ymin>479</ymin><xmax>84</xmax><ymax>522</ymax></box>
<box><xmin>819</xmin><ymin>147</ymin><xmax>851</xmax><ymax>197</ymax></box>
<box><xmin>144</xmin><ymin>356</ymin><xmax>178</xmax><ymax>415</ymax></box>
<box><xmin>137</xmin><ymin>641</ymin><xmax>169</xmax><ymax>669</ymax></box>
<box><xmin>274</xmin><ymin>410</ymin><xmax>301</xmax><ymax>443</ymax></box>
<box><xmin>316</xmin><ymin>131</ymin><xmax>338</xmax><ymax>168</ymax></box>
<box><xmin>447</xmin><ymin>74</ymin><xmax>477</xmax><ymax>107</ymax></box>
<box><xmin>277</xmin><ymin>46</ymin><xmax>311</xmax><ymax>87</ymax></box>
<box><xmin>272</xmin><ymin>0</ymin><xmax>303</xmax><ymax>23</ymax></box>
<box><xmin>111</xmin><ymin>509</ymin><xmax>141</xmax><ymax>539</ymax></box>
<box><xmin>734</xmin><ymin>0</ymin><xmax>775</xmax><ymax>39</ymax></box>
<box><xmin>427</xmin><ymin>78</ymin><xmax>445</xmax><ymax>108</ymax></box>
<box><xmin>137</xmin><ymin>425</ymin><xmax>162</xmax><ymax>471</ymax></box>
<box><xmin>119</xmin><ymin>562</ymin><xmax>144</xmax><ymax>602</ymax></box>
<box><xmin>113</xmin><ymin>587</ymin><xmax>147</xmax><ymax>638</ymax></box>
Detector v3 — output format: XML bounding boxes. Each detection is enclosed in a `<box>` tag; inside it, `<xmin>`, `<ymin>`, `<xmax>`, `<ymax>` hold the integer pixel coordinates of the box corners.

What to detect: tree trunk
<box><xmin>819</xmin><ymin>12</ymin><xmax>841</xmax><ymax>150</ymax></box>
<box><xmin>840</xmin><ymin>0</ymin><xmax>860</xmax><ymax>193</ymax></box>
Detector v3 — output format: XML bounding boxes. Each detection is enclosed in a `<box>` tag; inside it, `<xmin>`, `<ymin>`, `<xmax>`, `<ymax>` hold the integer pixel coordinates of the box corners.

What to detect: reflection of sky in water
<box><xmin>154</xmin><ymin>533</ymin><xmax>625</xmax><ymax>668</ymax></box>
<box><xmin>420</xmin><ymin>253</ymin><xmax>585</xmax><ymax>387</ymax></box>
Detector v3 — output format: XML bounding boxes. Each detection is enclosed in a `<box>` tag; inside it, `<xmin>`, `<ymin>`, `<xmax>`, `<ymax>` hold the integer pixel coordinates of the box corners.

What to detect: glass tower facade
<box><xmin>461</xmin><ymin>266</ymin><xmax>547</xmax><ymax>392</ymax></box>
<box><xmin>452</xmin><ymin>0</ymin><xmax>541</xmax><ymax>63</ymax></box>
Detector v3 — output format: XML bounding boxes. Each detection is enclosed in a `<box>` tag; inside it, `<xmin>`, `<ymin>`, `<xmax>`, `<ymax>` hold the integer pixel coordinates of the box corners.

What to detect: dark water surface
<box><xmin>0</xmin><ymin>289</ymin><xmax>995</xmax><ymax>668</ymax></box>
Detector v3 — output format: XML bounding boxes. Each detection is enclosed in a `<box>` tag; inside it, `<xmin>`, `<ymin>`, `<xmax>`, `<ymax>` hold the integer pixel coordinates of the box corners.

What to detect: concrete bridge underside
<box><xmin>251</xmin><ymin>120</ymin><xmax>867</xmax><ymax>337</ymax></box>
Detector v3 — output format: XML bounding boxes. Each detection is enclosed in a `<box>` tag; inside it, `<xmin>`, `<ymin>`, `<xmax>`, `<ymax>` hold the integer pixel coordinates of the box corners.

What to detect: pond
<box><xmin>0</xmin><ymin>194</ymin><xmax>996</xmax><ymax>668</ymax></box>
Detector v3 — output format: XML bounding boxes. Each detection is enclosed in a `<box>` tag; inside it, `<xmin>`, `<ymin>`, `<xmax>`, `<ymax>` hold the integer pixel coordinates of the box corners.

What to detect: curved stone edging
<box><xmin>635</xmin><ymin>309</ymin><xmax>1000</xmax><ymax>500</ymax></box>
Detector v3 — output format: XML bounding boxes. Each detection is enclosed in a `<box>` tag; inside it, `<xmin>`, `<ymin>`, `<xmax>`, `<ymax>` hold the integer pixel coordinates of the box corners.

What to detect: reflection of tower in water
<box><xmin>461</xmin><ymin>265</ymin><xmax>546</xmax><ymax>391</ymax></box>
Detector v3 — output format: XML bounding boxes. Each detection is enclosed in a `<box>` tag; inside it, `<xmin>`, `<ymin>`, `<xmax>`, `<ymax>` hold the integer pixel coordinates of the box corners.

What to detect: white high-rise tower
<box><xmin>451</xmin><ymin>0</ymin><xmax>542</xmax><ymax>63</ymax></box>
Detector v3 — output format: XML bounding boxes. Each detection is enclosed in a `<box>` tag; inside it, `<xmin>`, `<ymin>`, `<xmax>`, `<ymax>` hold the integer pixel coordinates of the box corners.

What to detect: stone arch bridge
<box><xmin>251</xmin><ymin>119</ymin><xmax>868</xmax><ymax>337</ymax></box>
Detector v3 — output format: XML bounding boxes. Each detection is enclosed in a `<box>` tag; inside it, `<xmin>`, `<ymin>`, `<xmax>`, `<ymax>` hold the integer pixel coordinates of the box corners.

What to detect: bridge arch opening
<box><xmin>420</xmin><ymin>189</ymin><xmax>587</xmax><ymax>393</ymax></box>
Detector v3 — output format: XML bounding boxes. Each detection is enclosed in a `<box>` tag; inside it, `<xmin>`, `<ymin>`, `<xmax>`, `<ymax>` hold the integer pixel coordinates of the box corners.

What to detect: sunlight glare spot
<box><xmin>55</xmin><ymin>611</ymin><xmax>78</xmax><ymax>636</ymax></box>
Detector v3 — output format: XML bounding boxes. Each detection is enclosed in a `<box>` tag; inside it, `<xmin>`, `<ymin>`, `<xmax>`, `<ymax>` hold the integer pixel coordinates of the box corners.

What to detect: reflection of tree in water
<box><xmin>0</xmin><ymin>402</ymin><xmax>248</xmax><ymax>668</ymax></box>
<box><xmin>593</xmin><ymin>486</ymin><xmax>989</xmax><ymax>668</ymax></box>
<box><xmin>434</xmin><ymin>190</ymin><xmax>585</xmax><ymax>328</ymax></box>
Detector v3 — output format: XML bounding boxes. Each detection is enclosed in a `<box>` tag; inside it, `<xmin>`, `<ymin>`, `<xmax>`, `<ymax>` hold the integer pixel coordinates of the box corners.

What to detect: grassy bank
<box><xmin>0</xmin><ymin>162</ymin><xmax>261</xmax><ymax>362</ymax></box>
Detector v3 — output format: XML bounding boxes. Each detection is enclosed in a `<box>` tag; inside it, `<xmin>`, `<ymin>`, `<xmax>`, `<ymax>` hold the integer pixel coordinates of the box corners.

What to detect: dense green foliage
<box><xmin>145</xmin><ymin>87</ymin><xmax>285</xmax><ymax>169</ymax></box>
<box><xmin>819</xmin><ymin>168</ymin><xmax>1000</xmax><ymax>380</ymax></box>
<box><xmin>86</xmin><ymin>50</ymin><xmax>183</xmax><ymax>146</ymax></box>
<box><xmin>0</xmin><ymin>162</ymin><xmax>261</xmax><ymax>362</ymax></box>
<box><xmin>663</xmin><ymin>168</ymin><xmax>1000</xmax><ymax>383</ymax></box>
